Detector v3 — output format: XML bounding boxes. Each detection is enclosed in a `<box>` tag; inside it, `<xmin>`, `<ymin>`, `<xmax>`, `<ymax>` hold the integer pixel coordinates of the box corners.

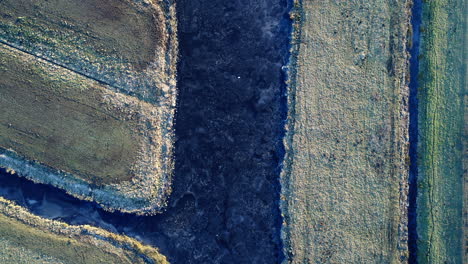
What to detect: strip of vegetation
<box><xmin>0</xmin><ymin>196</ymin><xmax>168</xmax><ymax>264</ymax></box>
<box><xmin>416</xmin><ymin>0</ymin><xmax>465</xmax><ymax>262</ymax></box>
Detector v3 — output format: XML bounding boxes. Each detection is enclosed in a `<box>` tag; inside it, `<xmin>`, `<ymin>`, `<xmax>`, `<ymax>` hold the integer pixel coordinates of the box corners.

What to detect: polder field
<box><xmin>0</xmin><ymin>44</ymin><xmax>141</xmax><ymax>185</ymax></box>
<box><xmin>0</xmin><ymin>0</ymin><xmax>177</xmax><ymax>261</ymax></box>
<box><xmin>281</xmin><ymin>0</ymin><xmax>466</xmax><ymax>262</ymax></box>
<box><xmin>281</xmin><ymin>0</ymin><xmax>411</xmax><ymax>262</ymax></box>
<box><xmin>0</xmin><ymin>0</ymin><xmax>177</xmax><ymax>215</ymax></box>
<box><xmin>0</xmin><ymin>0</ymin><xmax>466</xmax><ymax>263</ymax></box>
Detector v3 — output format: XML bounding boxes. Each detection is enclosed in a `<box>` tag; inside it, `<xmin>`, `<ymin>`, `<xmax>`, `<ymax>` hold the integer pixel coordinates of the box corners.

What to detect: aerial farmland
<box><xmin>0</xmin><ymin>0</ymin><xmax>464</xmax><ymax>263</ymax></box>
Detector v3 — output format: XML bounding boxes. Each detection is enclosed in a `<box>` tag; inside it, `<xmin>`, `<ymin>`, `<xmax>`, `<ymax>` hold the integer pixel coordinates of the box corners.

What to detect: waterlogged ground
<box><xmin>0</xmin><ymin>0</ymin><xmax>292</xmax><ymax>263</ymax></box>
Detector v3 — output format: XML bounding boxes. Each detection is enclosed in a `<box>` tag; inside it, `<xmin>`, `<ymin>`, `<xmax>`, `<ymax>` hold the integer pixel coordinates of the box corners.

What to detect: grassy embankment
<box><xmin>416</xmin><ymin>0</ymin><xmax>465</xmax><ymax>262</ymax></box>
<box><xmin>0</xmin><ymin>196</ymin><xmax>168</xmax><ymax>264</ymax></box>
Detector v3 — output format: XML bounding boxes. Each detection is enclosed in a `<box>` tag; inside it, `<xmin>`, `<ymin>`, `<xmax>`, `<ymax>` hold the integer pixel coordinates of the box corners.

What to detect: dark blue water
<box><xmin>408</xmin><ymin>0</ymin><xmax>422</xmax><ymax>262</ymax></box>
<box><xmin>0</xmin><ymin>0</ymin><xmax>293</xmax><ymax>263</ymax></box>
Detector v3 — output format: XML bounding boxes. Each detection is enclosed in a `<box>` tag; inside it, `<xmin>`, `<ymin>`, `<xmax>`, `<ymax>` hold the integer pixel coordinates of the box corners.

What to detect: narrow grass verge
<box><xmin>416</xmin><ymin>0</ymin><xmax>465</xmax><ymax>262</ymax></box>
<box><xmin>0</xmin><ymin>196</ymin><xmax>168</xmax><ymax>264</ymax></box>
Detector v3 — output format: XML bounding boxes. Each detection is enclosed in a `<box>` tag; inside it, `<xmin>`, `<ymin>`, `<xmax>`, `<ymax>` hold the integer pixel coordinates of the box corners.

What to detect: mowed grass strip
<box><xmin>0</xmin><ymin>44</ymin><xmax>141</xmax><ymax>185</ymax></box>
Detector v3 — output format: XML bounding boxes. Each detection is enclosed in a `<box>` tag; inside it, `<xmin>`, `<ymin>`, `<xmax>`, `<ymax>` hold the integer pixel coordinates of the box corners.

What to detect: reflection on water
<box><xmin>0</xmin><ymin>168</ymin><xmax>121</xmax><ymax>236</ymax></box>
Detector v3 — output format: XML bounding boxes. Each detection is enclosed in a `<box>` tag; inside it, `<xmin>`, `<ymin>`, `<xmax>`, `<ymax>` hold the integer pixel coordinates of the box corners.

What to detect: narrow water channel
<box><xmin>408</xmin><ymin>0</ymin><xmax>422</xmax><ymax>262</ymax></box>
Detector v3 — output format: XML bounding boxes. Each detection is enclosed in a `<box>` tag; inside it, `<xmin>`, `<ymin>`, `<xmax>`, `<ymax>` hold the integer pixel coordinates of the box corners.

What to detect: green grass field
<box><xmin>416</xmin><ymin>0</ymin><xmax>466</xmax><ymax>262</ymax></box>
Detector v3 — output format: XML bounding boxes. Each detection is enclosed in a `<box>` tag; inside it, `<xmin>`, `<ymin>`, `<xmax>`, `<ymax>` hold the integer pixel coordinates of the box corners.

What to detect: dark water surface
<box><xmin>0</xmin><ymin>0</ymin><xmax>293</xmax><ymax>263</ymax></box>
<box><xmin>408</xmin><ymin>0</ymin><xmax>422</xmax><ymax>262</ymax></box>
